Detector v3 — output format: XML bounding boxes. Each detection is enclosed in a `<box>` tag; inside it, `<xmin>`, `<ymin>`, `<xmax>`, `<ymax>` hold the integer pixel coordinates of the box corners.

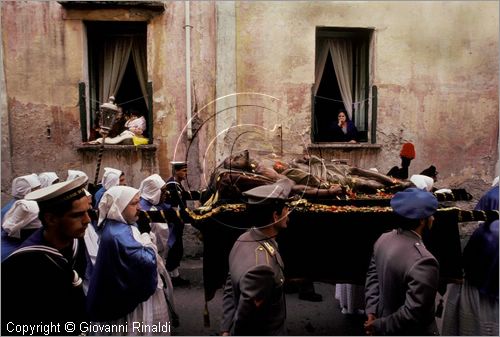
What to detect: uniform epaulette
<box><xmin>262</xmin><ymin>242</ymin><xmax>276</xmax><ymax>256</ymax></box>
<box><xmin>255</xmin><ymin>245</ymin><xmax>270</xmax><ymax>266</ymax></box>
<box><xmin>413</xmin><ymin>241</ymin><xmax>429</xmax><ymax>257</ymax></box>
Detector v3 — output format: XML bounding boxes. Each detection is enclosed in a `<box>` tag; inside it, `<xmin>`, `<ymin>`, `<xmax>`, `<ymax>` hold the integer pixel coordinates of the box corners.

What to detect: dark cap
<box><xmin>25</xmin><ymin>176</ymin><xmax>88</xmax><ymax>209</ymax></box>
<box><xmin>243</xmin><ymin>178</ymin><xmax>293</xmax><ymax>205</ymax></box>
<box><xmin>420</xmin><ymin>165</ymin><xmax>438</xmax><ymax>178</ymax></box>
<box><xmin>390</xmin><ymin>187</ymin><xmax>438</xmax><ymax>220</ymax></box>
<box><xmin>171</xmin><ymin>161</ymin><xmax>187</xmax><ymax>171</ymax></box>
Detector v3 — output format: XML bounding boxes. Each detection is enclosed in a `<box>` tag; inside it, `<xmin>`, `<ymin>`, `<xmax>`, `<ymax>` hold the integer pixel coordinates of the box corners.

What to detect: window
<box><xmin>84</xmin><ymin>21</ymin><xmax>151</xmax><ymax>142</ymax></box>
<box><xmin>312</xmin><ymin>27</ymin><xmax>373</xmax><ymax>143</ymax></box>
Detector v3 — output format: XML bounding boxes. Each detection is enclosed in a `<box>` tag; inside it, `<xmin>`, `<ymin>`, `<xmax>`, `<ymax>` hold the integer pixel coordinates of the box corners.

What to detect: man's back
<box><xmin>223</xmin><ymin>229</ymin><xmax>286</xmax><ymax>335</ymax></box>
<box><xmin>365</xmin><ymin>229</ymin><xmax>439</xmax><ymax>335</ymax></box>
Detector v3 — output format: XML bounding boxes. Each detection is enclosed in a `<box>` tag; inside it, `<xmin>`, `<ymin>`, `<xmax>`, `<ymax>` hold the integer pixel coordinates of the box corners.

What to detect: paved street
<box><xmin>171</xmin><ymin>260</ymin><xmax>365</xmax><ymax>336</ymax></box>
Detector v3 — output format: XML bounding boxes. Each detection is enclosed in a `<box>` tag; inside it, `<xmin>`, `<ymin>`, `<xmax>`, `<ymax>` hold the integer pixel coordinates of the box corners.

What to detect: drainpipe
<box><xmin>185</xmin><ymin>2</ymin><xmax>193</xmax><ymax>140</ymax></box>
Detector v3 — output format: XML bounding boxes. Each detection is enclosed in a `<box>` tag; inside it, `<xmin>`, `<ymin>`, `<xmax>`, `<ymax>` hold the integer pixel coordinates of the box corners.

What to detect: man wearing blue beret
<box><xmin>364</xmin><ymin>187</ymin><xmax>440</xmax><ymax>335</ymax></box>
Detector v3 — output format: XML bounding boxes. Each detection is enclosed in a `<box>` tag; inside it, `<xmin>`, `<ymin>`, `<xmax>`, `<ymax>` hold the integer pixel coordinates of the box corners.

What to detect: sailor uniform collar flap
<box><xmin>8</xmin><ymin>238</ymin><xmax>79</xmax><ymax>266</ymax></box>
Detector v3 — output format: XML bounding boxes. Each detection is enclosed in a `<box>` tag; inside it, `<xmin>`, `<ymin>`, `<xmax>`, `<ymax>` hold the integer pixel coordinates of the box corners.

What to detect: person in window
<box><xmin>332</xmin><ymin>109</ymin><xmax>358</xmax><ymax>143</ymax></box>
<box><xmin>87</xmin><ymin>107</ymin><xmax>146</xmax><ymax>145</ymax></box>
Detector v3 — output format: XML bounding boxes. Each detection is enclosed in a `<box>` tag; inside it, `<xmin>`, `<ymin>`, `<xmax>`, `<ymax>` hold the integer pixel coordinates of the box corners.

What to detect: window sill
<box><xmin>308</xmin><ymin>143</ymin><xmax>382</xmax><ymax>150</ymax></box>
<box><xmin>76</xmin><ymin>143</ymin><xmax>157</xmax><ymax>152</ymax></box>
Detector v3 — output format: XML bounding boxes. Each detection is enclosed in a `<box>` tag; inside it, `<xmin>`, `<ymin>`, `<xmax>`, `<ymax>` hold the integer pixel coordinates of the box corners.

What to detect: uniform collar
<box><xmin>398</xmin><ymin>228</ymin><xmax>423</xmax><ymax>241</ymax></box>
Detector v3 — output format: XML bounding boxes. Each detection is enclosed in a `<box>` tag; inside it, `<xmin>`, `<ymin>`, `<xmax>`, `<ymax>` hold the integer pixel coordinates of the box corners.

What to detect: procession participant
<box><xmin>2</xmin><ymin>176</ymin><xmax>90</xmax><ymax>335</ymax></box>
<box><xmin>221</xmin><ymin>179</ymin><xmax>292</xmax><ymax>336</ymax></box>
<box><xmin>165</xmin><ymin>161</ymin><xmax>200</xmax><ymax>286</ymax></box>
<box><xmin>38</xmin><ymin>171</ymin><xmax>60</xmax><ymax>188</ymax></box>
<box><xmin>93</xmin><ymin>167</ymin><xmax>125</xmax><ymax>207</ymax></box>
<box><xmin>1</xmin><ymin>200</ymin><xmax>41</xmax><ymax>261</ymax></box>
<box><xmin>420</xmin><ymin>165</ymin><xmax>439</xmax><ymax>182</ymax></box>
<box><xmin>442</xmin><ymin>183</ymin><xmax>499</xmax><ymax>336</ymax></box>
<box><xmin>66</xmin><ymin>169</ymin><xmax>89</xmax><ymax>181</ymax></box>
<box><xmin>1</xmin><ymin>173</ymin><xmax>41</xmax><ymax>219</ymax></box>
<box><xmin>138</xmin><ymin>174</ymin><xmax>179</xmax><ymax>327</ymax></box>
<box><xmin>409</xmin><ymin>174</ymin><xmax>434</xmax><ymax>192</ymax></box>
<box><xmin>139</xmin><ymin>174</ymin><xmax>178</xmax><ymax>261</ymax></box>
<box><xmin>364</xmin><ymin>187</ymin><xmax>440</xmax><ymax>335</ymax></box>
<box><xmin>475</xmin><ymin>182</ymin><xmax>499</xmax><ymax>212</ymax></box>
<box><xmin>87</xmin><ymin>186</ymin><xmax>171</xmax><ymax>335</ymax></box>
<box><xmin>386</xmin><ymin>142</ymin><xmax>416</xmax><ymax>180</ymax></box>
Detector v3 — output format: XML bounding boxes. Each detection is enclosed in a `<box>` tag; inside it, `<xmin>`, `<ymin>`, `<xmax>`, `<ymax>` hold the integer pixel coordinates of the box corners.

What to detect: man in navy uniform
<box><xmin>221</xmin><ymin>179</ymin><xmax>293</xmax><ymax>336</ymax></box>
<box><xmin>165</xmin><ymin>161</ymin><xmax>200</xmax><ymax>286</ymax></box>
<box><xmin>2</xmin><ymin>176</ymin><xmax>91</xmax><ymax>335</ymax></box>
<box><xmin>364</xmin><ymin>187</ymin><xmax>440</xmax><ymax>335</ymax></box>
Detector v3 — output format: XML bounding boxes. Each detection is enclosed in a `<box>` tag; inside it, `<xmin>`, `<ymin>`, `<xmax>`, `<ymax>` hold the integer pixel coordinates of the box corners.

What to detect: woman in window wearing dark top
<box><xmin>333</xmin><ymin>109</ymin><xmax>358</xmax><ymax>143</ymax></box>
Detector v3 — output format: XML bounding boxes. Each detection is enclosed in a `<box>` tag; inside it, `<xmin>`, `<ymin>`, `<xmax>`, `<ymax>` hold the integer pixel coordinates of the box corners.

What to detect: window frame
<box><xmin>60</xmin><ymin>2</ymin><xmax>163</xmax><ymax>144</ymax></box>
<box><xmin>312</xmin><ymin>27</ymin><xmax>375</xmax><ymax>144</ymax></box>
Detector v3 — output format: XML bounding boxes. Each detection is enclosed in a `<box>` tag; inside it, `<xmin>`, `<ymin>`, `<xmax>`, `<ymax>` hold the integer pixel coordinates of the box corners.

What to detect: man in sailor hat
<box><xmin>165</xmin><ymin>161</ymin><xmax>201</xmax><ymax>286</ymax></box>
<box><xmin>2</xmin><ymin>176</ymin><xmax>91</xmax><ymax>335</ymax></box>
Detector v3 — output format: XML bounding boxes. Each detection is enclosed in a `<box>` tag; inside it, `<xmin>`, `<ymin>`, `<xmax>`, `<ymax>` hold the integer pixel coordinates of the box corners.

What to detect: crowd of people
<box><xmin>1</xmin><ymin>157</ymin><xmax>498</xmax><ymax>335</ymax></box>
<box><xmin>1</xmin><ymin>162</ymin><xmax>197</xmax><ymax>335</ymax></box>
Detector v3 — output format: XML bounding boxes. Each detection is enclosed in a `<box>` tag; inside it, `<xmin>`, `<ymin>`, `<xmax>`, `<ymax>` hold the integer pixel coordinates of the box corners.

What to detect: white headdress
<box><xmin>2</xmin><ymin>200</ymin><xmax>41</xmax><ymax>238</ymax></box>
<box><xmin>38</xmin><ymin>172</ymin><xmax>59</xmax><ymax>188</ymax></box>
<box><xmin>101</xmin><ymin>167</ymin><xmax>123</xmax><ymax>190</ymax></box>
<box><xmin>139</xmin><ymin>174</ymin><xmax>166</xmax><ymax>205</ymax></box>
<box><xmin>67</xmin><ymin>170</ymin><xmax>89</xmax><ymax>181</ymax></box>
<box><xmin>12</xmin><ymin>174</ymin><xmax>41</xmax><ymax>199</ymax></box>
<box><xmin>97</xmin><ymin>186</ymin><xmax>139</xmax><ymax>227</ymax></box>
<box><xmin>410</xmin><ymin>174</ymin><xmax>434</xmax><ymax>192</ymax></box>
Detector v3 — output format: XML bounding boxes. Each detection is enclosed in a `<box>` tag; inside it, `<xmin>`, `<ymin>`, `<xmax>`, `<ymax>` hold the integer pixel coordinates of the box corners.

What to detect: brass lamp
<box><xmin>98</xmin><ymin>96</ymin><xmax>119</xmax><ymax>134</ymax></box>
<box><xmin>92</xmin><ymin>96</ymin><xmax>119</xmax><ymax>187</ymax></box>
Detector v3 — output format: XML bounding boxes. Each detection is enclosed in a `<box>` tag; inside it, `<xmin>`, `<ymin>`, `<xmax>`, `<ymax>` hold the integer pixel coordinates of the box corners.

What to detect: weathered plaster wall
<box><xmin>1</xmin><ymin>1</ymin><xmax>216</xmax><ymax>202</ymax></box>
<box><xmin>1</xmin><ymin>2</ymin><xmax>86</xmax><ymax>199</ymax></box>
<box><xmin>232</xmin><ymin>1</ymin><xmax>499</xmax><ymax>195</ymax></box>
<box><xmin>0</xmin><ymin>5</ymin><xmax>12</xmax><ymax>199</ymax></box>
<box><xmin>1</xmin><ymin>1</ymin><xmax>498</xmax><ymax>203</ymax></box>
<box><xmin>150</xmin><ymin>1</ymin><xmax>216</xmax><ymax>190</ymax></box>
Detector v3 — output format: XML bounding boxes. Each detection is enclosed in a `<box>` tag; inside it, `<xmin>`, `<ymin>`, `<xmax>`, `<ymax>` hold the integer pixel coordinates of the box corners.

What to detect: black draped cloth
<box><xmin>190</xmin><ymin>202</ymin><xmax>498</xmax><ymax>301</ymax></box>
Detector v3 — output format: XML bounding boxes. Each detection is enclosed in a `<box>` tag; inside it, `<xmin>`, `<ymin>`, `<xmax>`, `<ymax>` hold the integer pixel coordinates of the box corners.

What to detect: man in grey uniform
<box><xmin>364</xmin><ymin>187</ymin><xmax>440</xmax><ymax>336</ymax></box>
<box><xmin>221</xmin><ymin>179</ymin><xmax>292</xmax><ymax>336</ymax></box>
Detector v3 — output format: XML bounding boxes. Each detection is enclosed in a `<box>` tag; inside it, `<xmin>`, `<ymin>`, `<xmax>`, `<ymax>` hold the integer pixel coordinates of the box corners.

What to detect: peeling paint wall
<box><xmin>147</xmin><ymin>1</ymin><xmax>216</xmax><ymax>191</ymax></box>
<box><xmin>231</xmin><ymin>1</ymin><xmax>499</xmax><ymax>195</ymax></box>
<box><xmin>1</xmin><ymin>1</ymin><xmax>498</xmax><ymax>204</ymax></box>
<box><xmin>1</xmin><ymin>1</ymin><xmax>216</xmax><ymax>202</ymax></box>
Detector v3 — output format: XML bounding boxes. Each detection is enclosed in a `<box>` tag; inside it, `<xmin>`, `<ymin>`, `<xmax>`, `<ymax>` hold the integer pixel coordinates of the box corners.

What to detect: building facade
<box><xmin>1</xmin><ymin>1</ymin><xmax>498</xmax><ymax>202</ymax></box>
